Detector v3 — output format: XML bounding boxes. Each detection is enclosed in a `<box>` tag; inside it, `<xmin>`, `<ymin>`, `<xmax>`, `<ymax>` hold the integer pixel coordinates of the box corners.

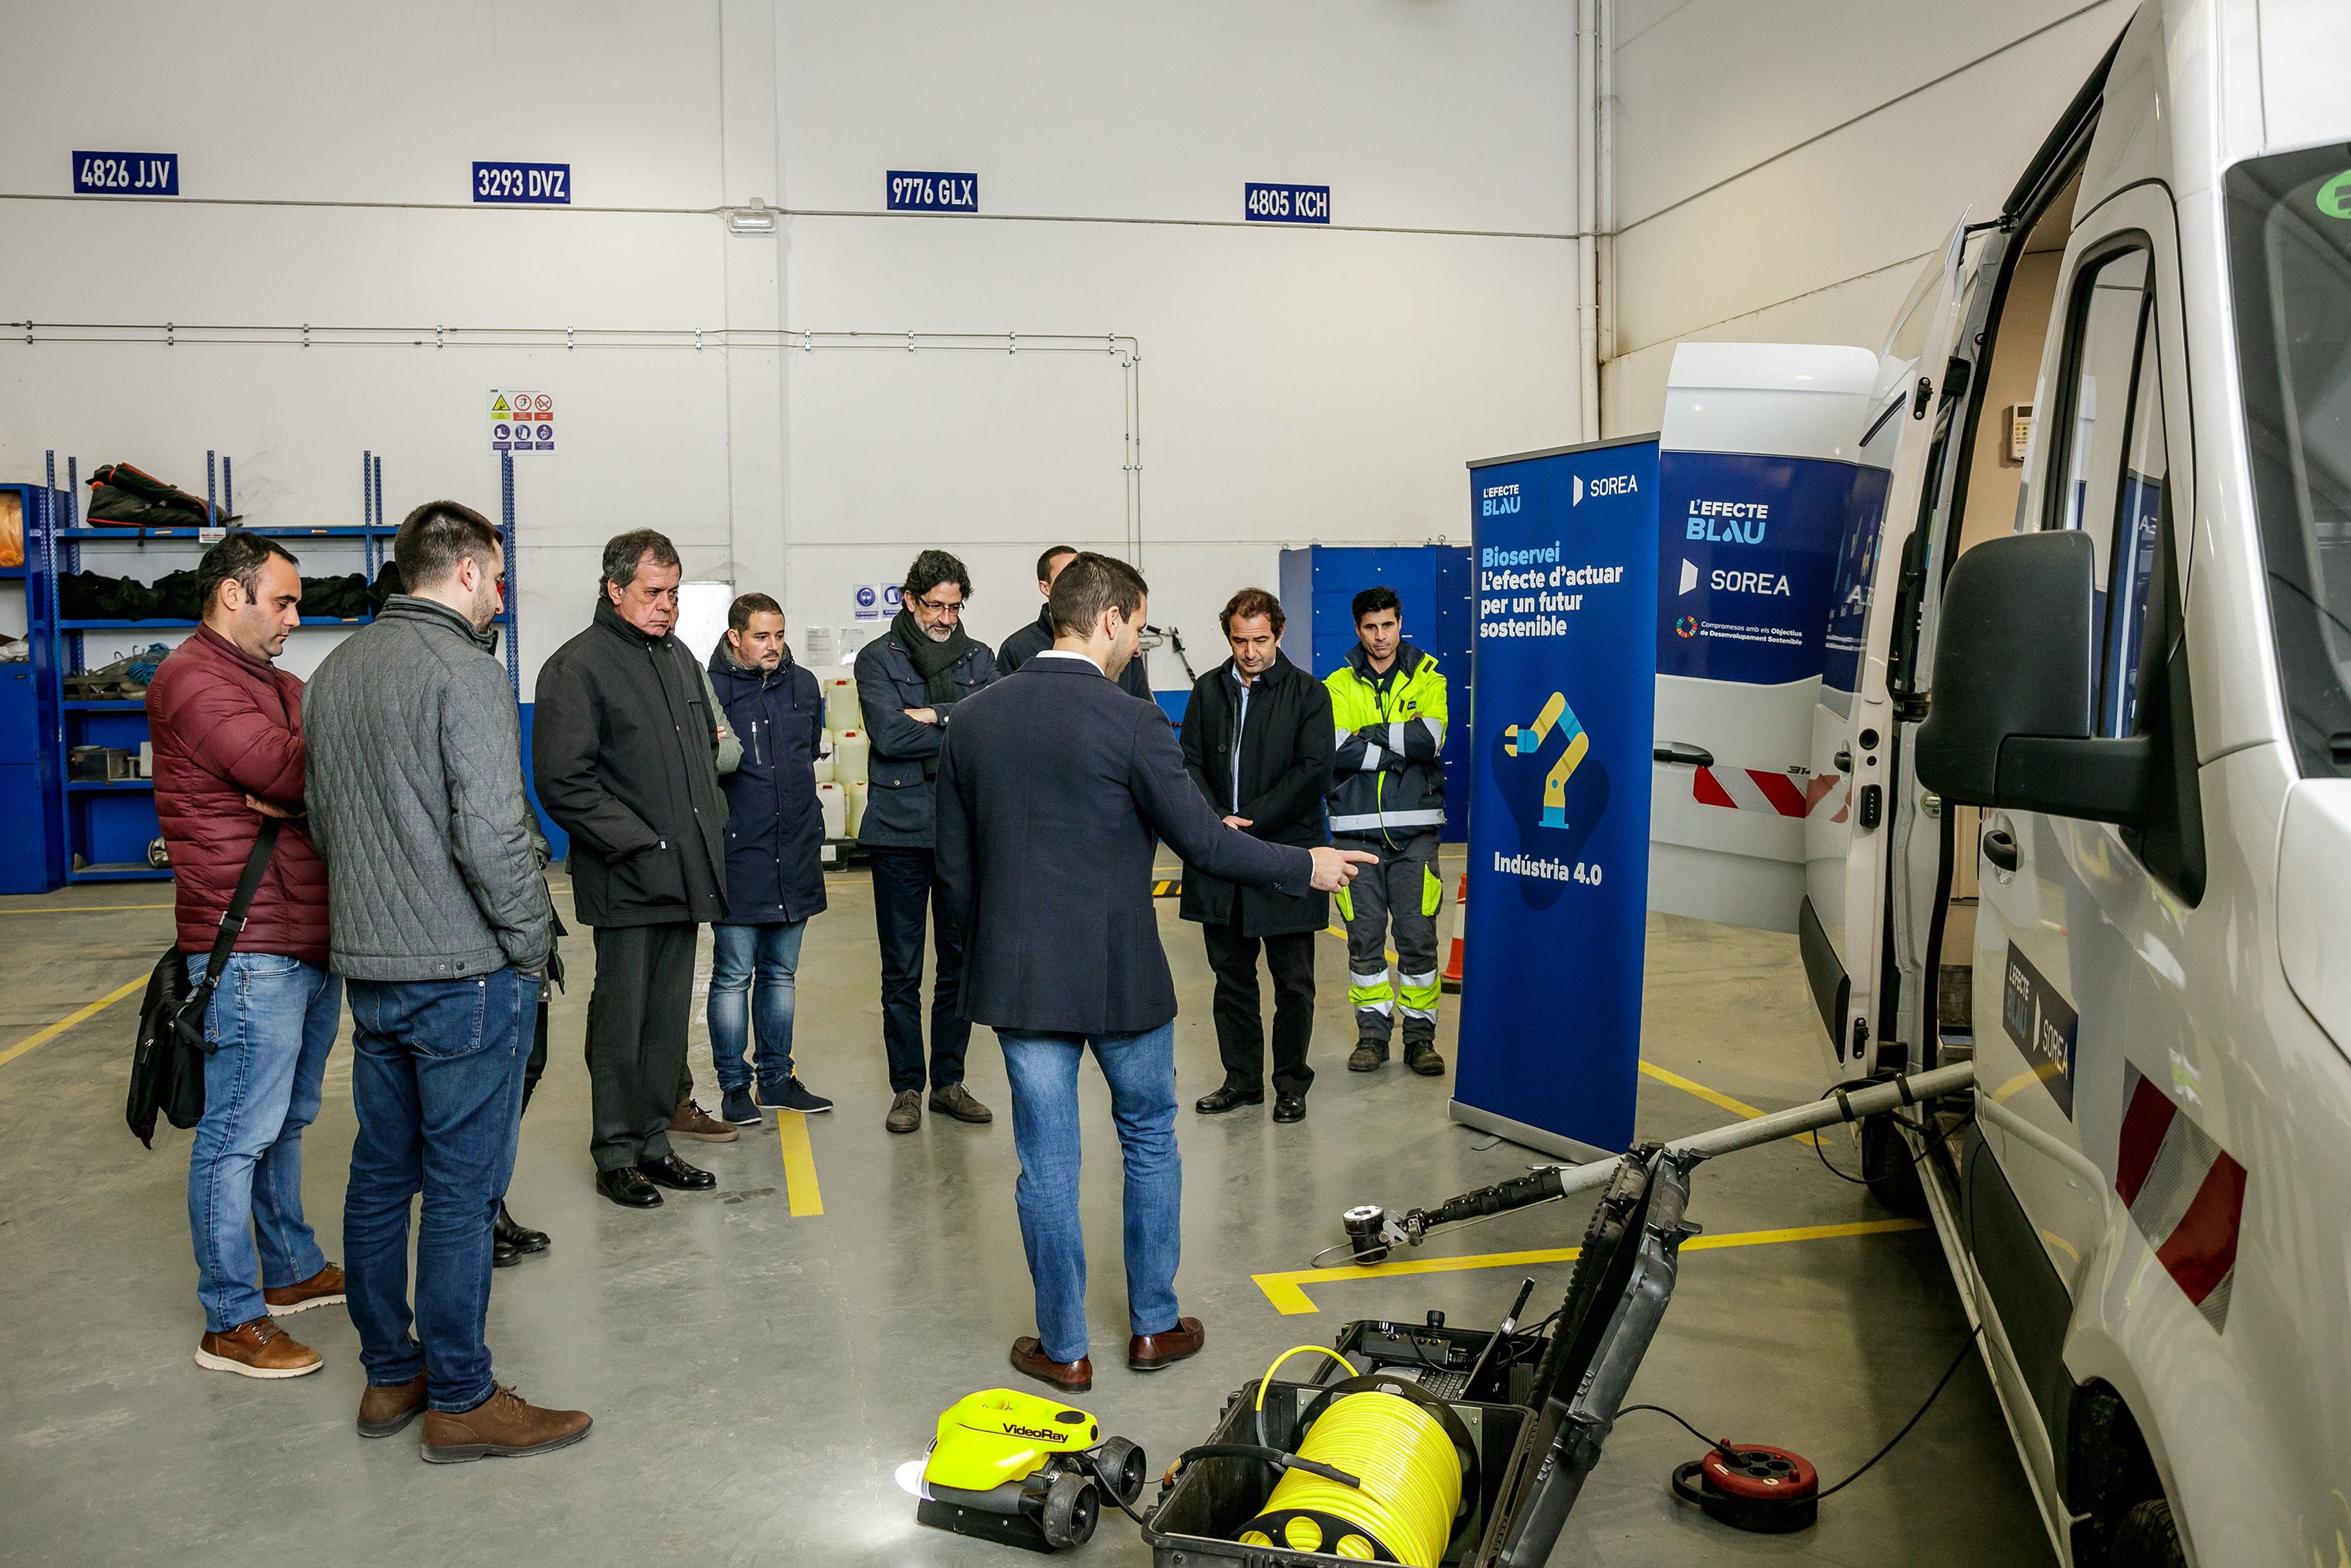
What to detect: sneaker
<box><xmin>885</xmin><ymin>1088</ymin><xmax>923</xmax><ymax>1133</ymax></box>
<box><xmin>420</xmin><ymin>1382</ymin><xmax>593</xmax><ymax>1464</ymax></box>
<box><xmin>928</xmin><ymin>1082</ymin><xmax>993</xmax><ymax>1124</ymax></box>
<box><xmin>720</xmin><ymin>1086</ymin><xmax>765</xmax><ymax>1125</ymax></box>
<box><xmin>1348</xmin><ymin>1039</ymin><xmax>1391</xmax><ymax>1072</ymax></box>
<box><xmin>195</xmin><ymin>1316</ymin><xmax>322</xmax><ymax>1380</ymax></box>
<box><xmin>760</xmin><ymin>1078</ymin><xmax>833</xmax><ymax>1115</ymax></box>
<box><xmin>263</xmin><ymin>1263</ymin><xmax>346</xmax><ymax>1315</ymax></box>
<box><xmin>1405</xmin><ymin>1043</ymin><xmax>1447</xmax><ymax>1078</ymax></box>
<box><xmin>669</xmin><ymin>1096</ymin><xmax>741</xmax><ymax>1142</ymax></box>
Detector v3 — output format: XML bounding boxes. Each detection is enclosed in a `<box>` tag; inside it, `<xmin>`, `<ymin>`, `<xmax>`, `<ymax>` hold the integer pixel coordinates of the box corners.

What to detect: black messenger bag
<box><xmin>126</xmin><ymin>819</ymin><xmax>281</xmax><ymax>1148</ymax></box>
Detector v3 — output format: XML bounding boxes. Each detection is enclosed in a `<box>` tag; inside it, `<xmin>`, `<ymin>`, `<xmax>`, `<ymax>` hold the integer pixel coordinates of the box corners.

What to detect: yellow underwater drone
<box><xmin>914</xmin><ymin>1389</ymin><xmax>1146</xmax><ymax>1553</ymax></box>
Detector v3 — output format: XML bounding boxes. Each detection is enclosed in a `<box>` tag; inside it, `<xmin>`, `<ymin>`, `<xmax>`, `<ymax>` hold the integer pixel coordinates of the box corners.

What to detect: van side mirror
<box><xmin>1915</xmin><ymin>530</ymin><xmax>2152</xmax><ymax>825</ymax></box>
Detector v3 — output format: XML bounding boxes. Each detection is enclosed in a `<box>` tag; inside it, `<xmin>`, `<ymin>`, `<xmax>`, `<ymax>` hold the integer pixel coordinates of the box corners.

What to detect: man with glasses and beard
<box><xmin>854</xmin><ymin>550</ymin><xmax>998</xmax><ymax>1134</ymax></box>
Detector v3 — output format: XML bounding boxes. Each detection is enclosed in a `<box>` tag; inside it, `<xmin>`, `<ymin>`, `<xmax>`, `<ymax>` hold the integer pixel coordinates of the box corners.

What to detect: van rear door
<box><xmin>1796</xmin><ymin>222</ymin><xmax>1973</xmax><ymax>1074</ymax></box>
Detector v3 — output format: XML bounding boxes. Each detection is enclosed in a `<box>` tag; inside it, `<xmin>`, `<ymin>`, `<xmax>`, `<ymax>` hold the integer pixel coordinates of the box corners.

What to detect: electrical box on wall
<box><xmin>2003</xmin><ymin>403</ymin><xmax>2033</xmax><ymax>464</ymax></box>
<box><xmin>1277</xmin><ymin>544</ymin><xmax>1473</xmax><ymax>843</ymax></box>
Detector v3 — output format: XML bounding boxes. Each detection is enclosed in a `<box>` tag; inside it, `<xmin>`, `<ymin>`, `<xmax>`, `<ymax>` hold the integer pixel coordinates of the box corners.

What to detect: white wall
<box><xmin>0</xmin><ymin>0</ymin><xmax>1585</xmax><ymax>689</ymax></box>
<box><xmin>1599</xmin><ymin>0</ymin><xmax>2136</xmax><ymax>436</ymax></box>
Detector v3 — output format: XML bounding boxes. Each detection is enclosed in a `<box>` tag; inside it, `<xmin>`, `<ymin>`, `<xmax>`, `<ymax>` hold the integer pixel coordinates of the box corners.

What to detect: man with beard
<box><xmin>854</xmin><ymin>549</ymin><xmax>998</xmax><ymax>1134</ymax></box>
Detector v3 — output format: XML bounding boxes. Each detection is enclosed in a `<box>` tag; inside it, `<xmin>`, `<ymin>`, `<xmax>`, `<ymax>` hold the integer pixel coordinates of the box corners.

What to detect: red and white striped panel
<box><xmin>1692</xmin><ymin>767</ymin><xmax>1842</xmax><ymax>820</ymax></box>
<box><xmin>2114</xmin><ymin>1061</ymin><xmax>2248</xmax><ymax>1332</ymax></box>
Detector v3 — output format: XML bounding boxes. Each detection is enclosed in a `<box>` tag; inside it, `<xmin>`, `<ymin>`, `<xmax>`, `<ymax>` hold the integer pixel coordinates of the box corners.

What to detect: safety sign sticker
<box><xmin>852</xmin><ymin>584</ymin><xmax>901</xmax><ymax>621</ymax></box>
<box><xmin>490</xmin><ymin>390</ymin><xmax>556</xmax><ymax>455</ymax></box>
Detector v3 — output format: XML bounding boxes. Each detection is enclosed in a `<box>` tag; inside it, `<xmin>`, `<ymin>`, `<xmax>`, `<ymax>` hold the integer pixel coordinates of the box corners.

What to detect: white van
<box><xmin>1783</xmin><ymin>2</ymin><xmax>2351</xmax><ymax>1563</ymax></box>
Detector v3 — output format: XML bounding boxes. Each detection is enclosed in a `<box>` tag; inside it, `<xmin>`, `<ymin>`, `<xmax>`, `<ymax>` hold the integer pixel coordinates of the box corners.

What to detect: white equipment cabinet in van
<box><xmin>1695</xmin><ymin>2</ymin><xmax>2351</xmax><ymax>1563</ymax></box>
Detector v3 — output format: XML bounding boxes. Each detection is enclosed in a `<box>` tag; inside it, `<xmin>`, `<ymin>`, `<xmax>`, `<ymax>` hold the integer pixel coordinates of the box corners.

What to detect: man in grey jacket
<box><xmin>306</xmin><ymin>501</ymin><xmax>591</xmax><ymax>1464</ymax></box>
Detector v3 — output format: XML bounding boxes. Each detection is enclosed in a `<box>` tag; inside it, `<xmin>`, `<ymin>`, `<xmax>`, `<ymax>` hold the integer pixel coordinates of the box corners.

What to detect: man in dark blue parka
<box><xmin>704</xmin><ymin>592</ymin><xmax>833</xmax><ymax>1125</ymax></box>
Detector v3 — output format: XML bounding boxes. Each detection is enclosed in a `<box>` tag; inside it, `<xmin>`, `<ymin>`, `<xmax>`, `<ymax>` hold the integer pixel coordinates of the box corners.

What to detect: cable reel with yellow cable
<box><xmin>1208</xmin><ymin>1346</ymin><xmax>1479</xmax><ymax>1567</ymax></box>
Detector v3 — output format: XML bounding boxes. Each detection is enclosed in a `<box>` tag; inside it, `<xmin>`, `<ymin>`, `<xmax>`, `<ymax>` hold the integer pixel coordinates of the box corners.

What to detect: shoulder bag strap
<box><xmin>176</xmin><ymin>817</ymin><xmax>283</xmax><ymax>1044</ymax></box>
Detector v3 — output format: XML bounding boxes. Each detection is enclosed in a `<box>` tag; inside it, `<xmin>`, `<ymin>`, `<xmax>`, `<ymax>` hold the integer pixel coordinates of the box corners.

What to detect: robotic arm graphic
<box><xmin>1503</xmin><ymin>691</ymin><xmax>1589</xmax><ymax>830</ymax></box>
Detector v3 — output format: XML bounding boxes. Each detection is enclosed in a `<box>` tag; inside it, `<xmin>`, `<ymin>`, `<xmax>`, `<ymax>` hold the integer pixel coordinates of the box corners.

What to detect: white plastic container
<box><xmin>823</xmin><ymin>676</ymin><xmax>863</xmax><ymax>732</ymax></box>
<box><xmin>809</xmin><ymin>752</ymin><xmax>834</xmax><ymax>786</ymax></box>
<box><xmin>830</xmin><ymin>728</ymin><xmax>870</xmax><ymax>785</ymax></box>
<box><xmin>814</xmin><ymin>781</ymin><xmax>847</xmax><ymax>839</ymax></box>
<box><xmin>846</xmin><ymin>778</ymin><xmax>870</xmax><ymax>837</ymax></box>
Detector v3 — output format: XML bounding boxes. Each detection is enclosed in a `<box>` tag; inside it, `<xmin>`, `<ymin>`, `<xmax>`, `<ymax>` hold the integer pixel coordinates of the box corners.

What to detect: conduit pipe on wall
<box><xmin>1575</xmin><ymin>0</ymin><xmax>1603</xmax><ymax>444</ymax></box>
<box><xmin>1</xmin><ymin>322</ymin><xmax>1145</xmax><ymax>563</ymax></box>
<box><xmin>1596</xmin><ymin>0</ymin><xmax>1617</xmax><ymax>382</ymax></box>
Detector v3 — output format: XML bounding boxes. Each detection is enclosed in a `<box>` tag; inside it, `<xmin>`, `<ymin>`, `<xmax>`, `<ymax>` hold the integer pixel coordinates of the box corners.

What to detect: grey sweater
<box><xmin>304</xmin><ymin>596</ymin><xmax>555</xmax><ymax>980</ymax></box>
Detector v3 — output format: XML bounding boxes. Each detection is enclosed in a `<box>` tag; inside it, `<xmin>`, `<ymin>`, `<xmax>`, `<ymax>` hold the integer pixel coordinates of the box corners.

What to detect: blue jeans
<box><xmin>707</xmin><ymin>921</ymin><xmax>806</xmax><ymax>1091</ymax></box>
<box><xmin>344</xmin><ymin>969</ymin><xmax>535</xmax><ymax>1413</ymax></box>
<box><xmin>998</xmin><ymin>1021</ymin><xmax>1182</xmax><ymax>1364</ymax></box>
<box><xmin>185</xmin><ymin>952</ymin><xmax>341</xmax><ymax>1333</ymax></box>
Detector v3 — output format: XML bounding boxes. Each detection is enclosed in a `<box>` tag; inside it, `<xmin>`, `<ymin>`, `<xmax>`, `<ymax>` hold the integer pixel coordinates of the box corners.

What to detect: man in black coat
<box><xmin>705</xmin><ymin>592</ymin><xmax>833</xmax><ymax>1126</ymax></box>
<box><xmin>533</xmin><ymin>530</ymin><xmax>733</xmax><ymax>1208</ymax></box>
<box><xmin>937</xmin><ymin>554</ymin><xmax>1372</xmax><ymax>1393</ymax></box>
<box><xmin>853</xmin><ymin>549</ymin><xmax>999</xmax><ymax>1135</ymax></box>
<box><xmin>996</xmin><ymin>544</ymin><xmax>1152</xmax><ymax>702</ymax></box>
<box><xmin>1179</xmin><ymin>588</ymin><xmax>1333</xmax><ymax>1122</ymax></box>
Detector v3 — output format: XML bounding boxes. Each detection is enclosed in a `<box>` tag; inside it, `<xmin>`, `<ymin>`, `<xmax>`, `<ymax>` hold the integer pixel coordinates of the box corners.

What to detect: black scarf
<box><xmin>894</xmin><ymin>607</ymin><xmax>971</xmax><ymax>704</ymax></box>
<box><xmin>894</xmin><ymin>606</ymin><xmax>972</xmax><ymax>777</ymax></box>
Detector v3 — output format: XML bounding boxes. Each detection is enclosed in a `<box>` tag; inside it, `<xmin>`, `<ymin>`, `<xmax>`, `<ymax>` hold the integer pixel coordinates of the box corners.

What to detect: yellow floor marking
<box><xmin>1252</xmin><ymin>1217</ymin><xmax>1926</xmax><ymax>1315</ymax></box>
<box><xmin>777</xmin><ymin>1112</ymin><xmax>825</xmax><ymax>1217</ymax></box>
<box><xmin>0</xmin><ymin>975</ymin><xmax>149</xmax><ymax>1070</ymax></box>
<box><xmin>0</xmin><ymin>903</ymin><xmax>176</xmax><ymax>915</ymax></box>
<box><xmin>1639</xmin><ymin>1060</ymin><xmax>1823</xmax><ymax>1148</ymax></box>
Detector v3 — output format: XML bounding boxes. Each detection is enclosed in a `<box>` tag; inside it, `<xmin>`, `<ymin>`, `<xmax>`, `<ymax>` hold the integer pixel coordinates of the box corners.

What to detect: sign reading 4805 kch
<box><xmin>1244</xmin><ymin>182</ymin><xmax>1330</xmax><ymax>224</ymax></box>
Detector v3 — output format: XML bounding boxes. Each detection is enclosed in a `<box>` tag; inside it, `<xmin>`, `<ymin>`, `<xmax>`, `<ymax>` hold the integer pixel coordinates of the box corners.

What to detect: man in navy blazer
<box><xmin>937</xmin><ymin>554</ymin><xmax>1372</xmax><ymax>1393</ymax></box>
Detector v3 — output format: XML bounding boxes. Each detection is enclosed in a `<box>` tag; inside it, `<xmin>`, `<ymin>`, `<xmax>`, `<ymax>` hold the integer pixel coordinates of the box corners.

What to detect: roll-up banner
<box><xmin>1455</xmin><ymin>435</ymin><xmax>1661</xmax><ymax>1159</ymax></box>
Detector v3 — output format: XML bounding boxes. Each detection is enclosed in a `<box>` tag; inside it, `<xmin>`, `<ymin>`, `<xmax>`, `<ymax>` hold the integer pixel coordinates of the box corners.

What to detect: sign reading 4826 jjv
<box><xmin>73</xmin><ymin>151</ymin><xmax>178</xmax><ymax>195</ymax></box>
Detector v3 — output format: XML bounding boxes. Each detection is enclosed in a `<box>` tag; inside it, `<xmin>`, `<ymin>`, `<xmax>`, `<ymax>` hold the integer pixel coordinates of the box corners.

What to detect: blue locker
<box><xmin>1276</xmin><ymin>545</ymin><xmax>1474</xmax><ymax>843</ymax></box>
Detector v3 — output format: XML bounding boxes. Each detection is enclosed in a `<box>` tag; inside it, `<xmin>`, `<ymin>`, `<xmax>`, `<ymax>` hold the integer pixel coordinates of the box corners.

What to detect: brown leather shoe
<box><xmin>358</xmin><ymin>1373</ymin><xmax>429</xmax><ymax>1438</ymax></box>
<box><xmin>1128</xmin><ymin>1316</ymin><xmax>1206</xmax><ymax>1372</ymax></box>
<box><xmin>928</xmin><ymin>1082</ymin><xmax>993</xmax><ymax>1124</ymax></box>
<box><xmin>263</xmin><ymin>1263</ymin><xmax>346</xmax><ymax>1315</ymax></box>
<box><xmin>885</xmin><ymin>1088</ymin><xmax>923</xmax><ymax>1133</ymax></box>
<box><xmin>669</xmin><ymin>1097</ymin><xmax>740</xmax><ymax>1142</ymax></box>
<box><xmin>1010</xmin><ymin>1336</ymin><xmax>1093</xmax><ymax>1393</ymax></box>
<box><xmin>194</xmin><ymin>1317</ymin><xmax>323</xmax><ymax>1380</ymax></box>
<box><xmin>419</xmin><ymin>1383</ymin><xmax>592</xmax><ymax>1464</ymax></box>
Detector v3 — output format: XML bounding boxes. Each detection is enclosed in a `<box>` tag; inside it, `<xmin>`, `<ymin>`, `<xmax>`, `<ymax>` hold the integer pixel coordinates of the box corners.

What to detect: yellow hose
<box><xmin>1237</xmin><ymin>1347</ymin><xmax>1464</xmax><ymax>1566</ymax></box>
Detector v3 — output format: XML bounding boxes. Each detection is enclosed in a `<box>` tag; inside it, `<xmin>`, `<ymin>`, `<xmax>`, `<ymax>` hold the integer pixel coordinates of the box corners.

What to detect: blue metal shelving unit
<box><xmin>23</xmin><ymin>449</ymin><xmax>398</xmax><ymax>885</ymax></box>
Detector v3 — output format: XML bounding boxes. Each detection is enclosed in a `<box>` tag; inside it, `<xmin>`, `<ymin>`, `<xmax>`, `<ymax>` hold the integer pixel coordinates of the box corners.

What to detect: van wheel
<box><xmin>2109</xmin><ymin>1498</ymin><xmax>2186</xmax><ymax>1568</ymax></box>
<box><xmin>1861</xmin><ymin>1112</ymin><xmax>1927</xmax><ymax>1217</ymax></box>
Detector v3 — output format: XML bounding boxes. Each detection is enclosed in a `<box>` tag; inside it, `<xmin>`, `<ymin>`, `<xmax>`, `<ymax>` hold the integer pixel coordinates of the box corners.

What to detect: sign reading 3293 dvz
<box><xmin>73</xmin><ymin>151</ymin><xmax>178</xmax><ymax>195</ymax></box>
<box><xmin>472</xmin><ymin>161</ymin><xmax>571</xmax><ymax>205</ymax></box>
<box><xmin>887</xmin><ymin>171</ymin><xmax>978</xmax><ymax>212</ymax></box>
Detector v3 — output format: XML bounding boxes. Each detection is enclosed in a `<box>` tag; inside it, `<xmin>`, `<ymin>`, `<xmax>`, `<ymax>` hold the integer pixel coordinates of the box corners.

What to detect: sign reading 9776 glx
<box><xmin>1455</xmin><ymin>436</ymin><xmax>1661</xmax><ymax>1159</ymax></box>
<box><xmin>887</xmin><ymin>171</ymin><xmax>979</xmax><ymax>212</ymax></box>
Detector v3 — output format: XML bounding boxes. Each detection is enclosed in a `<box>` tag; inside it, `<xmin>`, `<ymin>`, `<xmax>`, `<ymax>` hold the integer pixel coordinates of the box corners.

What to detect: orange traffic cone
<box><xmin>1440</xmin><ymin>873</ymin><xmax>1467</xmax><ymax>993</ymax></box>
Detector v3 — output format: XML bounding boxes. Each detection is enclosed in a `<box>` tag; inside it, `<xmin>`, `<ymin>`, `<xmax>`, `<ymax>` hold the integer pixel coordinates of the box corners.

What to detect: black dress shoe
<box><xmin>493</xmin><ymin>1236</ymin><xmax>520</xmax><ymax>1268</ymax></box>
<box><xmin>637</xmin><ymin>1153</ymin><xmax>716</xmax><ymax>1191</ymax></box>
<box><xmin>495</xmin><ymin>1200</ymin><xmax>549</xmax><ymax>1256</ymax></box>
<box><xmin>1272</xmin><ymin>1092</ymin><xmax>1307</xmax><ymax>1123</ymax></box>
<box><xmin>595</xmin><ymin>1166</ymin><xmax>663</xmax><ymax>1209</ymax></box>
<box><xmin>1195</xmin><ymin>1084</ymin><xmax>1265</xmax><ymax>1115</ymax></box>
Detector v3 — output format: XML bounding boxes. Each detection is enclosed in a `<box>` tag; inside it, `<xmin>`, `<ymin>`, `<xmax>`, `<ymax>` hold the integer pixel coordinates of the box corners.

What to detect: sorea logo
<box><xmin>1573</xmin><ymin>473</ymin><xmax>1639</xmax><ymax>506</ymax></box>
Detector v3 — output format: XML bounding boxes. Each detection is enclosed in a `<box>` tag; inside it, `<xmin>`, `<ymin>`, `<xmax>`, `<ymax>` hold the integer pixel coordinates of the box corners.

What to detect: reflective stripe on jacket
<box><xmin>1325</xmin><ymin>640</ymin><xmax>1447</xmax><ymax>843</ymax></box>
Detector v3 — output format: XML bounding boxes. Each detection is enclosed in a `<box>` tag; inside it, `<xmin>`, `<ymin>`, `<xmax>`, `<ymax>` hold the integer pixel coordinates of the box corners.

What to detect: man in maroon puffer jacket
<box><xmin>148</xmin><ymin>532</ymin><xmax>344</xmax><ymax>1380</ymax></box>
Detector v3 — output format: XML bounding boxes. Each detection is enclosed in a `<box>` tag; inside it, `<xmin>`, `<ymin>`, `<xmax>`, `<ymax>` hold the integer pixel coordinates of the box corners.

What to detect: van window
<box><xmin>2227</xmin><ymin>147</ymin><xmax>2351</xmax><ymax>779</ymax></box>
<box><xmin>2044</xmin><ymin>244</ymin><xmax>2164</xmax><ymax>734</ymax></box>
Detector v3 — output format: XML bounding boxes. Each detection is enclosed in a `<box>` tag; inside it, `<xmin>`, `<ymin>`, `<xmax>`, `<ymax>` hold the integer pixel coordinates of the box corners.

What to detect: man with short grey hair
<box><xmin>307</xmin><ymin>499</ymin><xmax>591</xmax><ymax>1461</ymax></box>
<box><xmin>534</xmin><ymin>529</ymin><xmax>735</xmax><ymax>1207</ymax></box>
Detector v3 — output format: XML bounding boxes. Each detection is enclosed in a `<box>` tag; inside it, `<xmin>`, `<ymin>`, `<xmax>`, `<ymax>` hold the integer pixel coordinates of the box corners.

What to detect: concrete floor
<box><xmin>0</xmin><ymin>859</ymin><xmax>2051</xmax><ymax>1566</ymax></box>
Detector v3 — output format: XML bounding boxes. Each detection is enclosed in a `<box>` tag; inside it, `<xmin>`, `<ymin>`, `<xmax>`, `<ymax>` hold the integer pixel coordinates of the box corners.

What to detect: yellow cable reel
<box><xmin>1235</xmin><ymin>1347</ymin><xmax>1471</xmax><ymax>1566</ymax></box>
